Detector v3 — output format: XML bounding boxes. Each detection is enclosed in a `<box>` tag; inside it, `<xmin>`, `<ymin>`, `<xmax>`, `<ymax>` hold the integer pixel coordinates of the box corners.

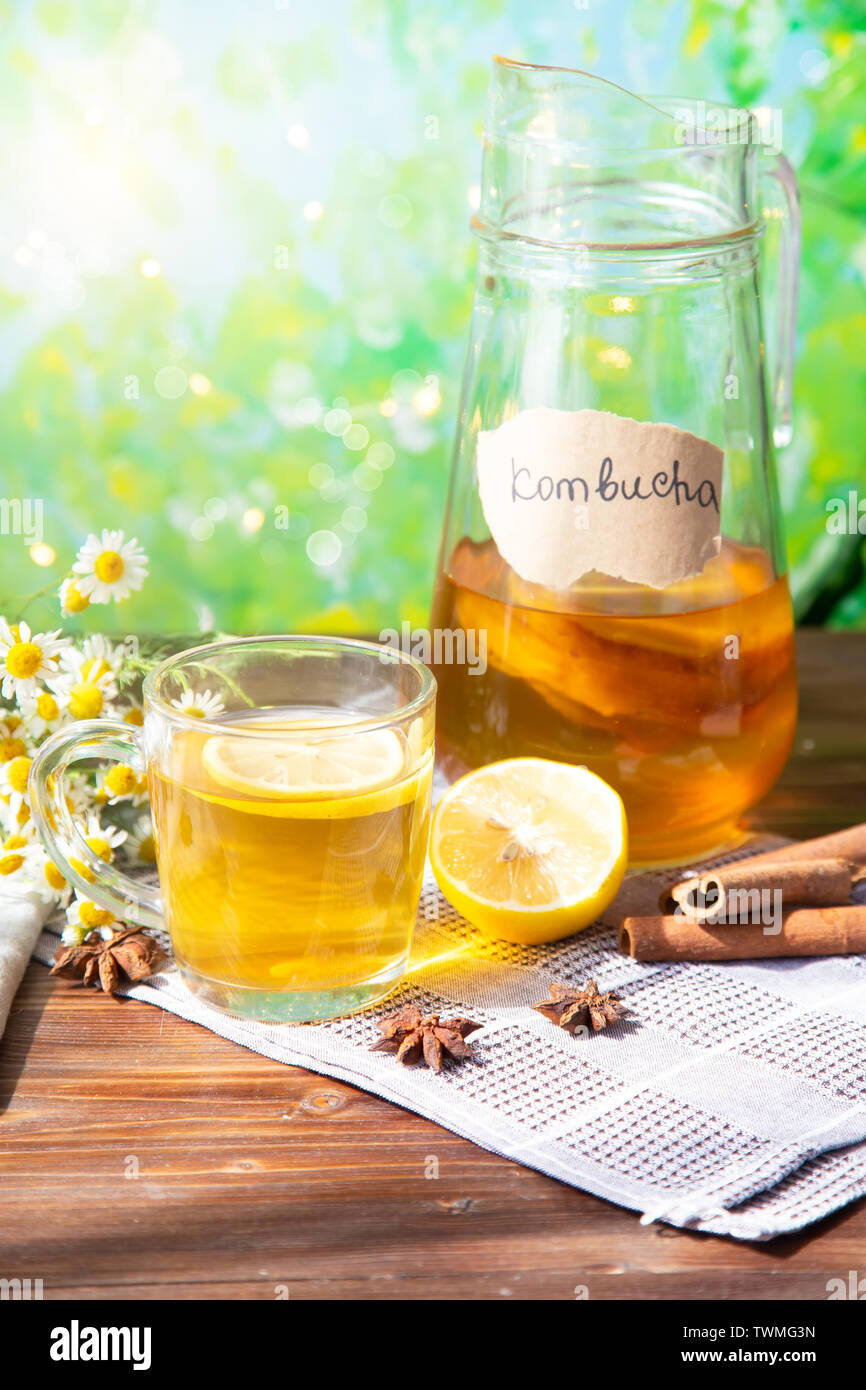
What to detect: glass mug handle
<box><xmin>760</xmin><ymin>150</ymin><xmax>801</xmax><ymax>451</ymax></box>
<box><xmin>29</xmin><ymin>718</ymin><xmax>163</xmax><ymax>930</ymax></box>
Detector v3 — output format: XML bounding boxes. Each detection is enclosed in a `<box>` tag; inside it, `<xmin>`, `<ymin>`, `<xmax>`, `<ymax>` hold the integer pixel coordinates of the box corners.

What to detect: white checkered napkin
<box><xmin>27</xmin><ymin>849</ymin><xmax>866</xmax><ymax>1242</ymax></box>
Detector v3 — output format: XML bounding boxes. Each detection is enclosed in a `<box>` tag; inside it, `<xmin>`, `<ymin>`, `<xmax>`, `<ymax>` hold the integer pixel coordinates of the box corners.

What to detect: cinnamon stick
<box><xmin>606</xmin><ymin>865</ymin><xmax>699</xmax><ymax>927</ymax></box>
<box><xmin>605</xmin><ymin>821</ymin><xmax>866</xmax><ymax>928</ymax></box>
<box><xmin>667</xmin><ymin>857</ymin><xmax>861</xmax><ymax>922</ymax></box>
<box><xmin>733</xmin><ymin>823</ymin><xmax>866</xmax><ymax>869</ymax></box>
<box><xmin>619</xmin><ymin>906</ymin><xmax>866</xmax><ymax>962</ymax></box>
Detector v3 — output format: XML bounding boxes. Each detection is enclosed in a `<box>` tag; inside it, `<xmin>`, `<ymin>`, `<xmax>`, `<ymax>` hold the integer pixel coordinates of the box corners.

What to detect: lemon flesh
<box><xmin>199</xmin><ymin>724</ymin><xmax>424</xmax><ymax>819</ymax></box>
<box><xmin>430</xmin><ymin>757</ymin><xmax>627</xmax><ymax>944</ymax></box>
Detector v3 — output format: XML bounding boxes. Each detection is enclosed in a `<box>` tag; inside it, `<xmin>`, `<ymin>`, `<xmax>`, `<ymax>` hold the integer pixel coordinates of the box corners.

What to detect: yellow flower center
<box><xmin>36</xmin><ymin>692</ymin><xmax>59</xmax><ymax>721</ymax></box>
<box><xmin>7</xmin><ymin>755</ymin><xmax>32</xmax><ymax>794</ymax></box>
<box><xmin>6</xmin><ymin>713</ymin><xmax>21</xmax><ymax>730</ymax></box>
<box><xmin>5</xmin><ymin>641</ymin><xmax>43</xmax><ymax>678</ymax></box>
<box><xmin>137</xmin><ymin>834</ymin><xmax>156</xmax><ymax>863</ymax></box>
<box><xmin>0</xmin><ymin>736</ymin><xmax>27</xmax><ymax>763</ymax></box>
<box><xmin>78</xmin><ymin>901</ymin><xmax>115</xmax><ymax>929</ymax></box>
<box><xmin>68</xmin><ymin>856</ymin><xmax>96</xmax><ymax>878</ymax></box>
<box><xmin>124</xmin><ymin>707</ymin><xmax>144</xmax><ymax>727</ymax></box>
<box><xmin>95</xmin><ymin>550</ymin><xmax>125</xmax><ymax>583</ymax></box>
<box><xmin>16</xmin><ymin>803</ymin><xmax>30</xmax><ymax>826</ymax></box>
<box><xmin>81</xmin><ymin>656</ymin><xmax>111</xmax><ymax>683</ymax></box>
<box><xmin>45</xmin><ymin>862</ymin><xmax>66</xmax><ymax>891</ymax></box>
<box><xmin>3</xmin><ymin>833</ymin><xmax>27</xmax><ymax>850</ymax></box>
<box><xmin>187</xmin><ymin>706</ymin><xmax>206</xmax><ymax>718</ymax></box>
<box><xmin>85</xmin><ymin>835</ymin><xmax>112</xmax><ymax>862</ymax></box>
<box><xmin>69</xmin><ymin>682</ymin><xmax>104</xmax><ymax>719</ymax></box>
<box><xmin>69</xmin><ymin>857</ymin><xmax>96</xmax><ymax>882</ymax></box>
<box><xmin>105</xmin><ymin>765</ymin><xmax>137</xmax><ymax>796</ymax></box>
<box><xmin>0</xmin><ymin>852</ymin><xmax>24</xmax><ymax>875</ymax></box>
<box><xmin>63</xmin><ymin>582</ymin><xmax>90</xmax><ymax>613</ymax></box>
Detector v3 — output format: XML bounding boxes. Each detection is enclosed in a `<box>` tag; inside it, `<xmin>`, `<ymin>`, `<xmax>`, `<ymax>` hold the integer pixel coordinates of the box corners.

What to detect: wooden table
<box><xmin>2</xmin><ymin>630</ymin><xmax>864</xmax><ymax>1301</ymax></box>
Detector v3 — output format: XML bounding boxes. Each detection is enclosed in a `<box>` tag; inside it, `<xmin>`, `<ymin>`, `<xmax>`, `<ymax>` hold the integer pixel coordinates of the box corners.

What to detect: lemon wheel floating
<box><xmin>430</xmin><ymin>758</ymin><xmax>627</xmax><ymax>945</ymax></box>
<box><xmin>202</xmin><ymin>726</ymin><xmax>406</xmax><ymax>799</ymax></box>
<box><xmin>199</xmin><ymin>724</ymin><xmax>429</xmax><ymax>819</ymax></box>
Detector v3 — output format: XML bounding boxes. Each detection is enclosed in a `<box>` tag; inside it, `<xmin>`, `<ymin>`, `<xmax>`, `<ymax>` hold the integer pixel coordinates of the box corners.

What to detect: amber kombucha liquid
<box><xmin>430</xmin><ymin>537</ymin><xmax>797</xmax><ymax>865</ymax></box>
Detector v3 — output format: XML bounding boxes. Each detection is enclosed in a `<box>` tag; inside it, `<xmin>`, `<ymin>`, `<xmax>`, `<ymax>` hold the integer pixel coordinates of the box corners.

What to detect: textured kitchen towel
<box><xmin>0</xmin><ymin>887</ymin><xmax>51</xmax><ymax>1041</ymax></box>
<box><xmin>19</xmin><ymin>839</ymin><xmax>866</xmax><ymax>1243</ymax></box>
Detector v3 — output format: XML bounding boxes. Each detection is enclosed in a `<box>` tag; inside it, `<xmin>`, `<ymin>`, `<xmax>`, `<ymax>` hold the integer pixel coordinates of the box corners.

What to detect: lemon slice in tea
<box><xmin>430</xmin><ymin>758</ymin><xmax>627</xmax><ymax>944</ymax></box>
<box><xmin>202</xmin><ymin>724</ymin><xmax>407</xmax><ymax>801</ymax></box>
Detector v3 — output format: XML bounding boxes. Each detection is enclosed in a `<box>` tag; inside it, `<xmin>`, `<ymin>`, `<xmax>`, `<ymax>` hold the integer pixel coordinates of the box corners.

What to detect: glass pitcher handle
<box><xmin>29</xmin><ymin>718</ymin><xmax>164</xmax><ymax>930</ymax></box>
<box><xmin>760</xmin><ymin>151</ymin><xmax>801</xmax><ymax>450</ymax></box>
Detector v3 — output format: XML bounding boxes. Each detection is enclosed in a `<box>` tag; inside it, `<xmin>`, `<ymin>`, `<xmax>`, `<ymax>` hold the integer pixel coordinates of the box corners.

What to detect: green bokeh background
<box><xmin>0</xmin><ymin>0</ymin><xmax>863</xmax><ymax>635</ymax></box>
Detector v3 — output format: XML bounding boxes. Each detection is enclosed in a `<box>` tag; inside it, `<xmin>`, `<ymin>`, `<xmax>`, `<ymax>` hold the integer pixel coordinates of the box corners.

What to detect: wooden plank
<box><xmin>1</xmin><ymin>629</ymin><xmax>864</xmax><ymax>1300</ymax></box>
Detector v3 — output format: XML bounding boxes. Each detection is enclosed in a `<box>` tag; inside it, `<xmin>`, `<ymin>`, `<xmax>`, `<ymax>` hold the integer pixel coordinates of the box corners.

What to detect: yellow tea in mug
<box><xmin>30</xmin><ymin>636</ymin><xmax>436</xmax><ymax>1024</ymax></box>
<box><xmin>149</xmin><ymin>709</ymin><xmax>433</xmax><ymax>1019</ymax></box>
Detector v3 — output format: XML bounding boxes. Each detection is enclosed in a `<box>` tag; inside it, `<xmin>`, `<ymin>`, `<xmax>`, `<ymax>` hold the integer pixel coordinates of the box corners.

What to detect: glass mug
<box><xmin>30</xmin><ymin>637</ymin><xmax>436</xmax><ymax>1023</ymax></box>
<box><xmin>431</xmin><ymin>60</ymin><xmax>800</xmax><ymax>866</ymax></box>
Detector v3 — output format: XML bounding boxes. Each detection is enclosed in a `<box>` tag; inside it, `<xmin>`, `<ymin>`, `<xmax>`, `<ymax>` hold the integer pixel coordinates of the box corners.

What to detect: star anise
<box><xmin>51</xmin><ymin>927</ymin><xmax>167</xmax><ymax>996</ymax></box>
<box><xmin>532</xmin><ymin>979</ymin><xmax>627</xmax><ymax>1035</ymax></box>
<box><xmin>370</xmin><ymin>1008</ymin><xmax>482</xmax><ymax>1072</ymax></box>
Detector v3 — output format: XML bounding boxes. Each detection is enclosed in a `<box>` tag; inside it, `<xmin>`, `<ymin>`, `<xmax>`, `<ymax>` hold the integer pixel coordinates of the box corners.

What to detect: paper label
<box><xmin>476</xmin><ymin>407</ymin><xmax>724</xmax><ymax>590</ymax></box>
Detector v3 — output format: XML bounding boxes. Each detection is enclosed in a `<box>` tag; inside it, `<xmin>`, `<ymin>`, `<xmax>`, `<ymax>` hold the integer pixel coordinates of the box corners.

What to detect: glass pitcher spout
<box><xmin>478</xmin><ymin>58</ymin><xmax>799</xmax><ymax>442</ymax></box>
<box><xmin>483</xmin><ymin>58</ymin><xmax>775</xmax><ymax>239</ymax></box>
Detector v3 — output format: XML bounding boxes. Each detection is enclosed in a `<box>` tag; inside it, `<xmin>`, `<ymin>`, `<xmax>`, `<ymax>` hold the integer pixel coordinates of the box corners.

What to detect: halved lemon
<box><xmin>430</xmin><ymin>758</ymin><xmax>627</xmax><ymax>944</ymax></box>
<box><xmin>201</xmin><ymin>725</ymin><xmax>408</xmax><ymax>811</ymax></box>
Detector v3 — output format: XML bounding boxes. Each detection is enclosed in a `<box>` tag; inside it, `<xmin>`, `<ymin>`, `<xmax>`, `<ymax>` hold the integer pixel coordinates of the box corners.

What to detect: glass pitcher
<box><xmin>431</xmin><ymin>59</ymin><xmax>800</xmax><ymax>866</ymax></box>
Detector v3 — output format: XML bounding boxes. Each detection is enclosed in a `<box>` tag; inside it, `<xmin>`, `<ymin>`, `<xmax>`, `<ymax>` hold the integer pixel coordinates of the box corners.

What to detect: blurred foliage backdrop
<box><xmin>0</xmin><ymin>0</ymin><xmax>864</xmax><ymax>635</ymax></box>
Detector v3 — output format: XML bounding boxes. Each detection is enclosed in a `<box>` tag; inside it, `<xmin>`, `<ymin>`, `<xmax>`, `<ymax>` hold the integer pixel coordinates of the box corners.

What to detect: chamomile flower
<box><xmin>64</xmin><ymin>895</ymin><xmax>121</xmax><ymax>944</ymax></box>
<box><xmin>58</xmin><ymin>578</ymin><xmax>90</xmax><ymax>617</ymax></box>
<box><xmin>72</xmin><ymin>529</ymin><xmax>149</xmax><ymax>605</ymax></box>
<box><xmin>36</xmin><ymin>875</ymin><xmax>72</xmax><ymax>907</ymax></box>
<box><xmin>13</xmin><ymin>839</ymin><xmax>71</xmax><ymax>906</ymax></box>
<box><xmin>125</xmin><ymin>816</ymin><xmax>157</xmax><ymax>865</ymax></box>
<box><xmin>80</xmin><ymin>812</ymin><xmax>127</xmax><ymax>861</ymax></box>
<box><xmin>1</xmin><ymin>825</ymin><xmax>36</xmax><ymax>851</ymax></box>
<box><xmin>0</xmin><ymin>791</ymin><xmax>31</xmax><ymax>833</ymax></box>
<box><xmin>20</xmin><ymin>689</ymin><xmax>65</xmax><ymax>738</ymax></box>
<box><xmin>49</xmin><ymin>635</ymin><xmax>122</xmax><ymax>720</ymax></box>
<box><xmin>100</xmin><ymin>763</ymin><xmax>148</xmax><ymax>805</ymax></box>
<box><xmin>67</xmin><ymin>813</ymin><xmax>127</xmax><ymax>882</ymax></box>
<box><xmin>0</xmin><ymin>840</ymin><xmax>29</xmax><ymax>880</ymax></box>
<box><xmin>47</xmin><ymin>673</ymin><xmax>108</xmax><ymax>722</ymax></box>
<box><xmin>0</xmin><ymin>753</ymin><xmax>33</xmax><ymax>819</ymax></box>
<box><xmin>171</xmin><ymin>688</ymin><xmax>225</xmax><ymax>720</ymax></box>
<box><xmin>0</xmin><ymin>716</ymin><xmax>30</xmax><ymax>764</ymax></box>
<box><xmin>68</xmin><ymin>633</ymin><xmax>125</xmax><ymax>683</ymax></box>
<box><xmin>0</xmin><ymin>619</ymin><xmax>69</xmax><ymax>705</ymax></box>
<box><xmin>0</xmin><ymin>533</ymin><xmax>158</xmax><ymax>902</ymax></box>
<box><xmin>0</xmin><ymin>827</ymin><xmax>45</xmax><ymax>892</ymax></box>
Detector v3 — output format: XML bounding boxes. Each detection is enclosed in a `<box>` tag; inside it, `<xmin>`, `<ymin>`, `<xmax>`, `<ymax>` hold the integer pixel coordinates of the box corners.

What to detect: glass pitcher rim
<box><xmin>483</xmin><ymin>56</ymin><xmax>770</xmax><ymax>256</ymax></box>
<box><xmin>143</xmin><ymin>633</ymin><xmax>436</xmax><ymax>737</ymax></box>
<box><xmin>472</xmin><ymin>213</ymin><xmax>763</xmax><ymax>259</ymax></box>
<box><xmin>489</xmin><ymin>56</ymin><xmax>761</xmax><ymax>147</ymax></box>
